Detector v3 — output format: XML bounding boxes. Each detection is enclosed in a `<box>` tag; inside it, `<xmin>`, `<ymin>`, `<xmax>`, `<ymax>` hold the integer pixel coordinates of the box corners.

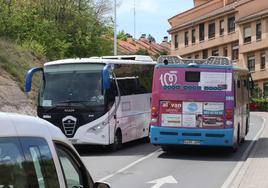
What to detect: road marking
<box><xmin>221</xmin><ymin>116</ymin><xmax>265</xmax><ymax>188</ymax></box>
<box><xmin>147</xmin><ymin>176</ymin><xmax>178</xmax><ymax>188</ymax></box>
<box><xmin>98</xmin><ymin>148</ymin><xmax>162</xmax><ymax>182</ymax></box>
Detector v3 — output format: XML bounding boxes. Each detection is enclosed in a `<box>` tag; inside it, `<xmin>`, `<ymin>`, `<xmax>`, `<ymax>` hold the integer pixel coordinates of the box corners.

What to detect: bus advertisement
<box><xmin>25</xmin><ymin>56</ymin><xmax>155</xmax><ymax>150</ymax></box>
<box><xmin>150</xmin><ymin>56</ymin><xmax>251</xmax><ymax>151</ymax></box>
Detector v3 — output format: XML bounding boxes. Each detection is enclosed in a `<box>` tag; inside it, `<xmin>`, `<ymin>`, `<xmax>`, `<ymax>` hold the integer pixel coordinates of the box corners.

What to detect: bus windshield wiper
<box><xmin>56</xmin><ymin>100</ymin><xmax>90</xmax><ymax>106</ymax></box>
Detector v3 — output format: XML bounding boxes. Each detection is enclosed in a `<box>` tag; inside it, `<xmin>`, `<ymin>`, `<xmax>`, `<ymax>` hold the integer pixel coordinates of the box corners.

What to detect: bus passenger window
<box><xmin>185</xmin><ymin>71</ymin><xmax>200</xmax><ymax>82</ymax></box>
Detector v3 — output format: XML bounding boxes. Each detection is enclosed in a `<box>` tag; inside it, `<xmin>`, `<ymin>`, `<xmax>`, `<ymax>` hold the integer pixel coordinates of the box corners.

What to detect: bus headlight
<box><xmin>87</xmin><ymin>122</ymin><xmax>107</xmax><ymax>134</ymax></box>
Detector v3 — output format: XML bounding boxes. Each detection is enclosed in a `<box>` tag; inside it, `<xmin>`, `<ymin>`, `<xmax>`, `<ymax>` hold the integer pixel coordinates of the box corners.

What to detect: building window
<box><xmin>174</xmin><ymin>34</ymin><xmax>178</xmax><ymax>48</ymax></box>
<box><xmin>264</xmin><ymin>82</ymin><xmax>268</xmax><ymax>98</ymax></box>
<box><xmin>199</xmin><ymin>23</ymin><xmax>205</xmax><ymax>41</ymax></box>
<box><xmin>256</xmin><ymin>22</ymin><xmax>262</xmax><ymax>40</ymax></box>
<box><xmin>212</xmin><ymin>48</ymin><xmax>219</xmax><ymax>56</ymax></box>
<box><xmin>244</xmin><ymin>25</ymin><xmax>251</xmax><ymax>43</ymax></box>
<box><xmin>208</xmin><ymin>22</ymin><xmax>215</xmax><ymax>39</ymax></box>
<box><xmin>247</xmin><ymin>53</ymin><xmax>255</xmax><ymax>72</ymax></box>
<box><xmin>185</xmin><ymin>31</ymin><xmax>189</xmax><ymax>46</ymax></box>
<box><xmin>202</xmin><ymin>49</ymin><xmax>208</xmax><ymax>59</ymax></box>
<box><xmin>192</xmin><ymin>29</ymin><xmax>196</xmax><ymax>44</ymax></box>
<box><xmin>224</xmin><ymin>46</ymin><xmax>228</xmax><ymax>57</ymax></box>
<box><xmin>232</xmin><ymin>42</ymin><xmax>239</xmax><ymax>60</ymax></box>
<box><xmin>220</xmin><ymin>19</ymin><xmax>224</xmax><ymax>35</ymax></box>
<box><xmin>228</xmin><ymin>16</ymin><xmax>235</xmax><ymax>33</ymax></box>
<box><xmin>261</xmin><ymin>52</ymin><xmax>266</xmax><ymax>70</ymax></box>
<box><xmin>195</xmin><ymin>54</ymin><xmax>199</xmax><ymax>59</ymax></box>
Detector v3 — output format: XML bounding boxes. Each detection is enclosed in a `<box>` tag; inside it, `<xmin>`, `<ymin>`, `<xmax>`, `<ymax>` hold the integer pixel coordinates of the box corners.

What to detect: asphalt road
<box><xmin>80</xmin><ymin>114</ymin><xmax>263</xmax><ymax>188</ymax></box>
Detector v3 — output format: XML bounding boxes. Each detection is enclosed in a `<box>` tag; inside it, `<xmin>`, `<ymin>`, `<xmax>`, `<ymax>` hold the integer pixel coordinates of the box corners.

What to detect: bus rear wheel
<box><xmin>231</xmin><ymin>127</ymin><xmax>240</xmax><ymax>152</ymax></box>
<box><xmin>161</xmin><ymin>146</ymin><xmax>174</xmax><ymax>153</ymax></box>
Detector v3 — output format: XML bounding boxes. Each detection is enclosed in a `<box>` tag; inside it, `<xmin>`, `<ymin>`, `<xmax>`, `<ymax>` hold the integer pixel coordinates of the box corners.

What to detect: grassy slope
<box><xmin>0</xmin><ymin>39</ymin><xmax>45</xmax><ymax>103</ymax></box>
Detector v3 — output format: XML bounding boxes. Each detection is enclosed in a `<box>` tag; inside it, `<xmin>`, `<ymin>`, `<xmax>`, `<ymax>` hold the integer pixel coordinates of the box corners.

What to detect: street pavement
<box><xmin>80</xmin><ymin>113</ymin><xmax>265</xmax><ymax>188</ymax></box>
<box><xmin>227</xmin><ymin>112</ymin><xmax>268</xmax><ymax>188</ymax></box>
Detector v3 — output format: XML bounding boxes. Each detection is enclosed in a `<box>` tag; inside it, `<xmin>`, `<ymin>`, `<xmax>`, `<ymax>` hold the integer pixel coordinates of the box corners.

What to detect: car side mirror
<box><xmin>93</xmin><ymin>182</ymin><xmax>110</xmax><ymax>188</ymax></box>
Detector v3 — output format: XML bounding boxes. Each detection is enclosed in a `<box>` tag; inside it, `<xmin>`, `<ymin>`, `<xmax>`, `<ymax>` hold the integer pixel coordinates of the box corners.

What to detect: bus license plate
<box><xmin>184</xmin><ymin>140</ymin><xmax>200</xmax><ymax>145</ymax></box>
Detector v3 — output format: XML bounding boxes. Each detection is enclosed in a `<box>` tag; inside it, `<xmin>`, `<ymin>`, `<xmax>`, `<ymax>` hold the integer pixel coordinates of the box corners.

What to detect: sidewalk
<box><xmin>230</xmin><ymin>112</ymin><xmax>268</xmax><ymax>188</ymax></box>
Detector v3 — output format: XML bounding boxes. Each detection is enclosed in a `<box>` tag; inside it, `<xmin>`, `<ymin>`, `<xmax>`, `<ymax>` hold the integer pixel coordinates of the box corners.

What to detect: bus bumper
<box><xmin>150</xmin><ymin>126</ymin><xmax>234</xmax><ymax>147</ymax></box>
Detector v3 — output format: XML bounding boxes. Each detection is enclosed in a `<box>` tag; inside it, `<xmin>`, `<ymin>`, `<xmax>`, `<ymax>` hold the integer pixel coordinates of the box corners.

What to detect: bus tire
<box><xmin>111</xmin><ymin>129</ymin><xmax>122</xmax><ymax>151</ymax></box>
<box><xmin>245</xmin><ymin>118</ymin><xmax>249</xmax><ymax>135</ymax></box>
<box><xmin>161</xmin><ymin>146</ymin><xmax>173</xmax><ymax>153</ymax></box>
<box><xmin>231</xmin><ymin>127</ymin><xmax>240</xmax><ymax>152</ymax></box>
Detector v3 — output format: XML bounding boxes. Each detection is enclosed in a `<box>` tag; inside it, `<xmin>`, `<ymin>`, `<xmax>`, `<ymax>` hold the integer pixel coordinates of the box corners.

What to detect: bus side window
<box><xmin>136</xmin><ymin>79</ymin><xmax>148</xmax><ymax>94</ymax></box>
<box><xmin>117</xmin><ymin>78</ymin><xmax>137</xmax><ymax>96</ymax></box>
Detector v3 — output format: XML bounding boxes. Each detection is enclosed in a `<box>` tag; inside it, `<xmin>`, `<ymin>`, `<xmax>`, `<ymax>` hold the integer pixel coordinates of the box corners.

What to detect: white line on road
<box><xmin>98</xmin><ymin>148</ymin><xmax>162</xmax><ymax>182</ymax></box>
<box><xmin>221</xmin><ymin>116</ymin><xmax>266</xmax><ymax>188</ymax></box>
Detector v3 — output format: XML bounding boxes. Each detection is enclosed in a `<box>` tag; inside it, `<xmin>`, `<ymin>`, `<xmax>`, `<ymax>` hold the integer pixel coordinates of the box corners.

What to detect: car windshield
<box><xmin>40</xmin><ymin>63</ymin><xmax>105</xmax><ymax>107</ymax></box>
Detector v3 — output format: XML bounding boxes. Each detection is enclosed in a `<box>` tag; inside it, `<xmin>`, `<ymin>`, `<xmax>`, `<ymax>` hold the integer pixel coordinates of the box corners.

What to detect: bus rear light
<box><xmin>151</xmin><ymin>106</ymin><xmax>158</xmax><ymax>117</ymax></box>
<box><xmin>226</xmin><ymin>109</ymin><xmax>233</xmax><ymax>120</ymax></box>
<box><xmin>151</xmin><ymin>106</ymin><xmax>159</xmax><ymax>124</ymax></box>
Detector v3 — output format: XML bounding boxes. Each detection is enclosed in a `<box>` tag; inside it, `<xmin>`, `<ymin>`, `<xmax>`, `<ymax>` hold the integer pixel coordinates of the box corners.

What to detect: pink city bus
<box><xmin>150</xmin><ymin>56</ymin><xmax>252</xmax><ymax>151</ymax></box>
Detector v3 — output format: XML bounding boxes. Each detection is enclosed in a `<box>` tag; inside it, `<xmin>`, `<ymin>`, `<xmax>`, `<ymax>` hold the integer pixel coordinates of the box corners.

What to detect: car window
<box><xmin>56</xmin><ymin>144</ymin><xmax>94</xmax><ymax>188</ymax></box>
<box><xmin>0</xmin><ymin>138</ymin><xmax>28</xmax><ymax>188</ymax></box>
<box><xmin>0</xmin><ymin>137</ymin><xmax>60</xmax><ymax>188</ymax></box>
<box><xmin>29</xmin><ymin>147</ymin><xmax>46</xmax><ymax>188</ymax></box>
<box><xmin>21</xmin><ymin>137</ymin><xmax>61</xmax><ymax>188</ymax></box>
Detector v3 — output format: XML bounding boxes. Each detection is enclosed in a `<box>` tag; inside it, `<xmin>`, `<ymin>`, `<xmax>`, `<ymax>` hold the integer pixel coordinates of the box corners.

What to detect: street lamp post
<box><xmin>114</xmin><ymin>0</ymin><xmax>117</xmax><ymax>56</ymax></box>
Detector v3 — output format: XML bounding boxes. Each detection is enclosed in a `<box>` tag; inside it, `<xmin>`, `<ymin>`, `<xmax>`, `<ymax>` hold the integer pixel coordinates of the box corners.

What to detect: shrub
<box><xmin>250</xmin><ymin>98</ymin><xmax>268</xmax><ymax>111</ymax></box>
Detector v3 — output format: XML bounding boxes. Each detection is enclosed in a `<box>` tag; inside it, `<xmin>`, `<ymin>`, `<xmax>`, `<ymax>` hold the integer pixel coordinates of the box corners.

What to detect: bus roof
<box><xmin>44</xmin><ymin>56</ymin><xmax>156</xmax><ymax>67</ymax></box>
<box><xmin>155</xmin><ymin>63</ymin><xmax>249</xmax><ymax>72</ymax></box>
<box><xmin>156</xmin><ymin>56</ymin><xmax>249</xmax><ymax>72</ymax></box>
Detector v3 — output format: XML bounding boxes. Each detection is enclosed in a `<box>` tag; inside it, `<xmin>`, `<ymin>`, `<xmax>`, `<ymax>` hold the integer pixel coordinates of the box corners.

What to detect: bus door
<box><xmin>116</xmin><ymin>78</ymin><xmax>137</xmax><ymax>142</ymax></box>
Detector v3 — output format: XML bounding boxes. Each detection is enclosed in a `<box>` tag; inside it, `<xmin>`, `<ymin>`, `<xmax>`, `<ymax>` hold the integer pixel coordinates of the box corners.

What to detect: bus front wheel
<box><xmin>111</xmin><ymin>129</ymin><xmax>122</xmax><ymax>151</ymax></box>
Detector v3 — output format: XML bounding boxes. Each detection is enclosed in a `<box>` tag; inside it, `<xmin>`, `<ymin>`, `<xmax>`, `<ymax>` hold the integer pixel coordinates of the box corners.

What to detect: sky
<box><xmin>116</xmin><ymin>0</ymin><xmax>194</xmax><ymax>43</ymax></box>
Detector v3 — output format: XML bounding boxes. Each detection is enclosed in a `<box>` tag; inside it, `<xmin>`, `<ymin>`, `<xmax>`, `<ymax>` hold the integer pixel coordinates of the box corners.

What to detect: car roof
<box><xmin>0</xmin><ymin>112</ymin><xmax>68</xmax><ymax>143</ymax></box>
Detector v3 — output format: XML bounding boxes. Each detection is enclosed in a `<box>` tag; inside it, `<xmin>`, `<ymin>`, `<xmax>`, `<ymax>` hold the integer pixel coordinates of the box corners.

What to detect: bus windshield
<box><xmin>40</xmin><ymin>63</ymin><xmax>105</xmax><ymax>108</ymax></box>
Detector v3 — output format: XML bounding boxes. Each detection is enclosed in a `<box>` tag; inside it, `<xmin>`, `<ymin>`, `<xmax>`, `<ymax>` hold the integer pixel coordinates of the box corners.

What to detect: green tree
<box><xmin>0</xmin><ymin>0</ymin><xmax>114</xmax><ymax>60</ymax></box>
<box><xmin>136</xmin><ymin>48</ymin><xmax>150</xmax><ymax>55</ymax></box>
<box><xmin>117</xmin><ymin>30</ymin><xmax>128</xmax><ymax>41</ymax></box>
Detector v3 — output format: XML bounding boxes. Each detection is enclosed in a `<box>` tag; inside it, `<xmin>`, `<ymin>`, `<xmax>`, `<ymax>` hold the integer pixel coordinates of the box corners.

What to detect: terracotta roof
<box><xmin>117</xmin><ymin>37</ymin><xmax>170</xmax><ymax>56</ymax></box>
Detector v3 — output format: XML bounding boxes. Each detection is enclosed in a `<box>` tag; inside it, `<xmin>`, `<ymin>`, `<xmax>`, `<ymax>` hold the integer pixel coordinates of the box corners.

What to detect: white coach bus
<box><xmin>25</xmin><ymin>56</ymin><xmax>156</xmax><ymax>150</ymax></box>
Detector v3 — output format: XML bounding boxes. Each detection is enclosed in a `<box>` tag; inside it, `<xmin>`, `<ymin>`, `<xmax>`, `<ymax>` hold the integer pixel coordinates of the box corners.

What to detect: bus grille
<box><xmin>62</xmin><ymin>116</ymin><xmax>77</xmax><ymax>137</ymax></box>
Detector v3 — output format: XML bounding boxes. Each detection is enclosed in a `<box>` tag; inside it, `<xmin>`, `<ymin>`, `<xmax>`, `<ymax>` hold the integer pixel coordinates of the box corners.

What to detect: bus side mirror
<box><xmin>25</xmin><ymin>67</ymin><xmax>44</xmax><ymax>93</ymax></box>
<box><xmin>102</xmin><ymin>65</ymin><xmax>110</xmax><ymax>90</ymax></box>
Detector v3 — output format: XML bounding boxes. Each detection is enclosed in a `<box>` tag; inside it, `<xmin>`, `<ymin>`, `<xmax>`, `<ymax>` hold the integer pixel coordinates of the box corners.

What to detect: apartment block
<box><xmin>168</xmin><ymin>0</ymin><xmax>268</xmax><ymax>96</ymax></box>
